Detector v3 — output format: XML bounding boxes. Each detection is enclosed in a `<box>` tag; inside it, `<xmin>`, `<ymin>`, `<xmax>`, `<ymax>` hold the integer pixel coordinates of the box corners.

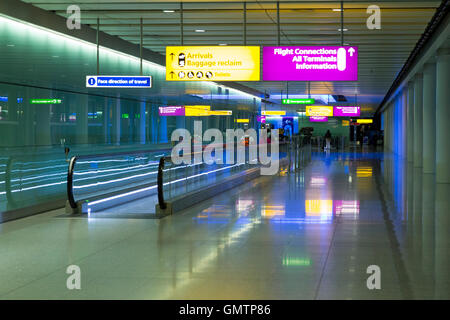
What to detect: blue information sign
<box><xmin>86</xmin><ymin>76</ymin><xmax>152</xmax><ymax>88</ymax></box>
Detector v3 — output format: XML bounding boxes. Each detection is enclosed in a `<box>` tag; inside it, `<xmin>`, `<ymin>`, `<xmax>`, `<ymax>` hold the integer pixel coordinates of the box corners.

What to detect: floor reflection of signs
<box><xmin>305</xmin><ymin>199</ymin><xmax>333</xmax><ymax>216</ymax></box>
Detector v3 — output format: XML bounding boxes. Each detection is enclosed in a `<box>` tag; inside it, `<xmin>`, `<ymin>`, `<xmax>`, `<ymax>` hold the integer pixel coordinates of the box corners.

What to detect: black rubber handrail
<box><xmin>65</xmin><ymin>146</ymin><xmax>175</xmax><ymax>209</ymax></box>
<box><xmin>155</xmin><ymin>142</ymin><xmax>237</xmax><ymax>211</ymax></box>
<box><xmin>155</xmin><ymin>139</ymin><xmax>301</xmax><ymax>210</ymax></box>
<box><xmin>67</xmin><ymin>156</ymin><xmax>78</xmax><ymax>209</ymax></box>
<box><xmin>157</xmin><ymin>156</ymin><xmax>167</xmax><ymax>210</ymax></box>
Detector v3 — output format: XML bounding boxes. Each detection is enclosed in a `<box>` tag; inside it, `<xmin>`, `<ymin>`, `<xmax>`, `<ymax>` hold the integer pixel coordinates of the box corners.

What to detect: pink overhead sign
<box><xmin>159</xmin><ymin>106</ymin><xmax>185</xmax><ymax>116</ymax></box>
<box><xmin>334</xmin><ymin>106</ymin><xmax>360</xmax><ymax>116</ymax></box>
<box><xmin>263</xmin><ymin>46</ymin><xmax>358</xmax><ymax>81</ymax></box>
<box><xmin>309</xmin><ymin>116</ymin><xmax>328</xmax><ymax>122</ymax></box>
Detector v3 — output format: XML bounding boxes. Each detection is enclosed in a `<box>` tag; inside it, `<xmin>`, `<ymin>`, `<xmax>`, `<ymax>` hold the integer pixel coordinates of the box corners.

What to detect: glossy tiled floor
<box><xmin>0</xmin><ymin>148</ymin><xmax>448</xmax><ymax>299</ymax></box>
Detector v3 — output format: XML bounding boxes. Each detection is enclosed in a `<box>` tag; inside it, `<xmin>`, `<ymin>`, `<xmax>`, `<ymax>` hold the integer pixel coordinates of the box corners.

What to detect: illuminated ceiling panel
<box><xmin>21</xmin><ymin>0</ymin><xmax>441</xmax><ymax>115</ymax></box>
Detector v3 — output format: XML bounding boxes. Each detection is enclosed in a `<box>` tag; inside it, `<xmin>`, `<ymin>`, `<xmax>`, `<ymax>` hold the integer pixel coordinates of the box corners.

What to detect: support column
<box><xmin>421</xmin><ymin>172</ymin><xmax>435</xmax><ymax>283</ymax></box>
<box><xmin>150</xmin><ymin>105</ymin><xmax>158</xmax><ymax>143</ymax></box>
<box><xmin>159</xmin><ymin>115</ymin><xmax>168</xmax><ymax>143</ymax></box>
<box><xmin>407</xmin><ymin>82</ymin><xmax>414</xmax><ymax>162</ymax></box>
<box><xmin>139</xmin><ymin>101</ymin><xmax>146</xmax><ymax>144</ymax></box>
<box><xmin>434</xmin><ymin>183</ymin><xmax>450</xmax><ymax>298</ymax></box>
<box><xmin>413</xmin><ymin>74</ymin><xmax>423</xmax><ymax>167</ymax></box>
<box><xmin>176</xmin><ymin>116</ymin><xmax>185</xmax><ymax>131</ymax></box>
<box><xmin>23</xmin><ymin>87</ymin><xmax>35</xmax><ymax>146</ymax></box>
<box><xmin>158</xmin><ymin>98</ymin><xmax>168</xmax><ymax>143</ymax></box>
<box><xmin>387</xmin><ymin>104</ymin><xmax>391</xmax><ymax>152</ymax></box>
<box><xmin>103</xmin><ymin>97</ymin><xmax>108</xmax><ymax>144</ymax></box>
<box><xmin>112</xmin><ymin>94</ymin><xmax>121</xmax><ymax>145</ymax></box>
<box><xmin>386</xmin><ymin>103</ymin><xmax>392</xmax><ymax>152</ymax></box>
<box><xmin>391</xmin><ymin>102</ymin><xmax>394</xmax><ymax>152</ymax></box>
<box><xmin>401</xmin><ymin>89</ymin><xmax>408</xmax><ymax>158</ymax></box>
<box><xmin>35</xmin><ymin>103</ymin><xmax>51</xmax><ymax>146</ymax></box>
<box><xmin>422</xmin><ymin>62</ymin><xmax>436</xmax><ymax>173</ymax></box>
<box><xmin>75</xmin><ymin>95</ymin><xmax>88</xmax><ymax>145</ymax></box>
<box><xmin>436</xmin><ymin>49</ymin><xmax>450</xmax><ymax>183</ymax></box>
<box><xmin>384</xmin><ymin>106</ymin><xmax>389</xmax><ymax>152</ymax></box>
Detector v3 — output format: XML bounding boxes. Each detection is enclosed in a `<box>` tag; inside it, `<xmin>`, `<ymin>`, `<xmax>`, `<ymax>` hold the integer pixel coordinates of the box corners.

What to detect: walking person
<box><xmin>324</xmin><ymin>130</ymin><xmax>332</xmax><ymax>151</ymax></box>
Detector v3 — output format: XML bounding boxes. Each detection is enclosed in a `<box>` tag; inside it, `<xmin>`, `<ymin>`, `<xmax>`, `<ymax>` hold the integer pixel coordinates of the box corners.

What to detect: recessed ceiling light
<box><xmin>195</xmin><ymin>29</ymin><xmax>206</xmax><ymax>33</ymax></box>
<box><xmin>163</xmin><ymin>10</ymin><xmax>175</xmax><ymax>13</ymax></box>
<box><xmin>332</xmin><ymin>9</ymin><xmax>344</xmax><ymax>12</ymax></box>
<box><xmin>338</xmin><ymin>28</ymin><xmax>348</xmax><ymax>32</ymax></box>
<box><xmin>219</xmin><ymin>43</ymin><xmax>227</xmax><ymax>46</ymax></box>
<box><xmin>52</xmin><ymin>55</ymin><xmax>59</xmax><ymax>58</ymax></box>
<box><xmin>6</xmin><ymin>44</ymin><xmax>15</xmax><ymax>47</ymax></box>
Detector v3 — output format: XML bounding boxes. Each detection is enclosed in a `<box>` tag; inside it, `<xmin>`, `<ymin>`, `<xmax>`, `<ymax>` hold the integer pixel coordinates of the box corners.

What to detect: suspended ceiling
<box><xmin>21</xmin><ymin>0</ymin><xmax>442</xmax><ymax>115</ymax></box>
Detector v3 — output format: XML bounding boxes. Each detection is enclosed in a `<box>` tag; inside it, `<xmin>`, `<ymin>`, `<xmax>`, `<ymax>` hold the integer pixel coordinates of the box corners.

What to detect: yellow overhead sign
<box><xmin>208</xmin><ymin>110</ymin><xmax>232</xmax><ymax>116</ymax></box>
<box><xmin>185</xmin><ymin>105</ymin><xmax>210</xmax><ymax>116</ymax></box>
<box><xmin>261</xmin><ymin>110</ymin><xmax>286</xmax><ymax>116</ymax></box>
<box><xmin>357</xmin><ymin>119</ymin><xmax>373</xmax><ymax>124</ymax></box>
<box><xmin>166</xmin><ymin>46</ymin><xmax>260</xmax><ymax>81</ymax></box>
<box><xmin>306</xmin><ymin>106</ymin><xmax>334</xmax><ymax>117</ymax></box>
<box><xmin>357</xmin><ymin>167</ymin><xmax>373</xmax><ymax>177</ymax></box>
<box><xmin>342</xmin><ymin>120</ymin><xmax>350</xmax><ymax>126</ymax></box>
<box><xmin>236</xmin><ymin>119</ymin><xmax>249</xmax><ymax>123</ymax></box>
<box><xmin>185</xmin><ymin>105</ymin><xmax>210</xmax><ymax>110</ymax></box>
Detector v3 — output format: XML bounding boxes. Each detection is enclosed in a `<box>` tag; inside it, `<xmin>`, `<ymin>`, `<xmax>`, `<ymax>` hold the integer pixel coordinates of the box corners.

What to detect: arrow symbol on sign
<box><xmin>170</xmin><ymin>53</ymin><xmax>175</xmax><ymax>61</ymax></box>
<box><xmin>348</xmin><ymin>47</ymin><xmax>355</xmax><ymax>57</ymax></box>
<box><xmin>170</xmin><ymin>71</ymin><xmax>174</xmax><ymax>79</ymax></box>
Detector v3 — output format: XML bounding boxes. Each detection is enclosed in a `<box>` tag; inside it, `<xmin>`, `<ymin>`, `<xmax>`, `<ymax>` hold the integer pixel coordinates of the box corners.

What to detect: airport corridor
<box><xmin>0</xmin><ymin>149</ymin><xmax>446</xmax><ymax>300</ymax></box>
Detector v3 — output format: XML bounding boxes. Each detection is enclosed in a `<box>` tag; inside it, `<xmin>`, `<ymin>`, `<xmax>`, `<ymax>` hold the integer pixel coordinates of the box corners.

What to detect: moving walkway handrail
<box><xmin>67</xmin><ymin>156</ymin><xmax>77</xmax><ymax>209</ymax></box>
<box><xmin>72</xmin><ymin>147</ymin><xmax>172</xmax><ymax>161</ymax></box>
<box><xmin>3</xmin><ymin>155</ymin><xmax>72</xmax><ymax>208</ymax></box>
<box><xmin>66</xmin><ymin>146</ymin><xmax>173</xmax><ymax>210</ymax></box>
<box><xmin>155</xmin><ymin>142</ymin><xmax>248</xmax><ymax>211</ymax></box>
<box><xmin>157</xmin><ymin>156</ymin><xmax>171</xmax><ymax>210</ymax></box>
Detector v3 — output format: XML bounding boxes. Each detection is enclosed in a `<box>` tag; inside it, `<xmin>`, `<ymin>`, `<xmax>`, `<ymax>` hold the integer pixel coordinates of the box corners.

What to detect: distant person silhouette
<box><xmin>324</xmin><ymin>130</ymin><xmax>332</xmax><ymax>150</ymax></box>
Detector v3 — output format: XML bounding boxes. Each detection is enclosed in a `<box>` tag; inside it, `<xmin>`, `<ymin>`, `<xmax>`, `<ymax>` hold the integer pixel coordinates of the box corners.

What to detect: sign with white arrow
<box><xmin>263</xmin><ymin>46</ymin><xmax>358</xmax><ymax>81</ymax></box>
<box><xmin>166</xmin><ymin>46</ymin><xmax>260</xmax><ymax>81</ymax></box>
<box><xmin>348</xmin><ymin>47</ymin><xmax>355</xmax><ymax>57</ymax></box>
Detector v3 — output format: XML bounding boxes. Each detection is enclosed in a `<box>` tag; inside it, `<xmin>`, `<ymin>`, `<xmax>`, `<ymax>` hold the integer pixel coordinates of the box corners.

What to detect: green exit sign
<box><xmin>282</xmin><ymin>98</ymin><xmax>315</xmax><ymax>105</ymax></box>
<box><xmin>30</xmin><ymin>99</ymin><xmax>62</xmax><ymax>104</ymax></box>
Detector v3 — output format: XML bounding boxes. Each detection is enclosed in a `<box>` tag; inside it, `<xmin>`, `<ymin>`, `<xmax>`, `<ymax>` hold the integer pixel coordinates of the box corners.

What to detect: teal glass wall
<box><xmin>0</xmin><ymin>14</ymin><xmax>261</xmax><ymax>214</ymax></box>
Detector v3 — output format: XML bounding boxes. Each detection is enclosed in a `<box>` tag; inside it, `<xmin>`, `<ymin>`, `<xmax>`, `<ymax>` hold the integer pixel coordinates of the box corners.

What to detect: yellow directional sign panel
<box><xmin>185</xmin><ymin>105</ymin><xmax>210</xmax><ymax>116</ymax></box>
<box><xmin>261</xmin><ymin>110</ymin><xmax>286</xmax><ymax>116</ymax></box>
<box><xmin>357</xmin><ymin>119</ymin><xmax>373</xmax><ymax>124</ymax></box>
<box><xmin>208</xmin><ymin>110</ymin><xmax>232</xmax><ymax>116</ymax></box>
<box><xmin>306</xmin><ymin>106</ymin><xmax>334</xmax><ymax>117</ymax></box>
<box><xmin>166</xmin><ymin>46</ymin><xmax>260</xmax><ymax>81</ymax></box>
